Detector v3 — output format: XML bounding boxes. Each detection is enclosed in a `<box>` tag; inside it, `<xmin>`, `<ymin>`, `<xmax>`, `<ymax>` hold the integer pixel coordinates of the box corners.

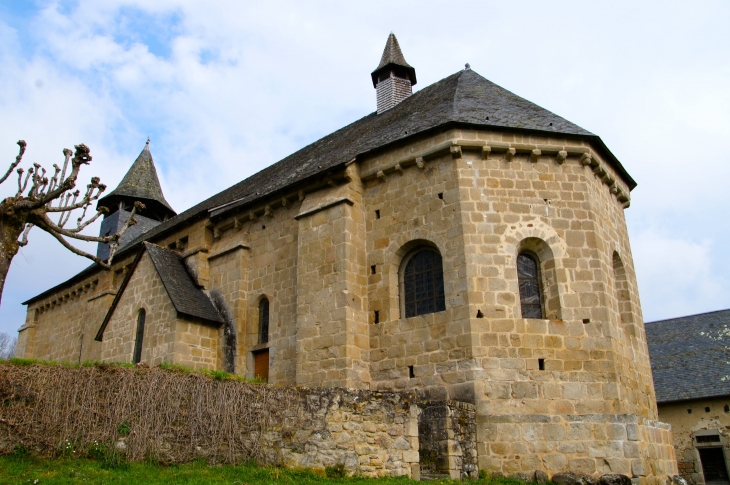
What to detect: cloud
<box><xmin>632</xmin><ymin>228</ymin><xmax>728</xmax><ymax>322</ymax></box>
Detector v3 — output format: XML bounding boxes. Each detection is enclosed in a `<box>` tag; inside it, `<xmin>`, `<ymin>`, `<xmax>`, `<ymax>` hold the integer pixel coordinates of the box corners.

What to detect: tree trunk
<box><xmin>0</xmin><ymin>200</ymin><xmax>27</xmax><ymax>308</ymax></box>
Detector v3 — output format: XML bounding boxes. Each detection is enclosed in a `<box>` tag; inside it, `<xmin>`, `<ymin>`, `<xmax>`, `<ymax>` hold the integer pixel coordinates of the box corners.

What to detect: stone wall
<box><xmin>273</xmin><ymin>387</ymin><xmax>420</xmax><ymax>477</ymax></box>
<box><xmin>0</xmin><ymin>364</ymin><xmax>420</xmax><ymax>478</ymax></box>
<box><xmin>418</xmin><ymin>399</ymin><xmax>478</xmax><ymax>479</ymax></box>
<box><xmin>480</xmin><ymin>414</ymin><xmax>676</xmax><ymax>484</ymax></box>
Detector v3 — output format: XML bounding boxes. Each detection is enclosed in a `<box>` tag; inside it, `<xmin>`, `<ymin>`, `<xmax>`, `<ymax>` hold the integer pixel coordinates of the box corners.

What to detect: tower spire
<box><xmin>371</xmin><ymin>33</ymin><xmax>417</xmax><ymax>114</ymax></box>
<box><xmin>97</xmin><ymin>140</ymin><xmax>176</xmax><ymax>222</ymax></box>
<box><xmin>95</xmin><ymin>140</ymin><xmax>177</xmax><ymax>261</ymax></box>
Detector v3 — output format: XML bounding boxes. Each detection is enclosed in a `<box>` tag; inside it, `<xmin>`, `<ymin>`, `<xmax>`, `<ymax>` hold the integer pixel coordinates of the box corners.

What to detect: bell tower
<box><xmin>96</xmin><ymin>140</ymin><xmax>176</xmax><ymax>260</ymax></box>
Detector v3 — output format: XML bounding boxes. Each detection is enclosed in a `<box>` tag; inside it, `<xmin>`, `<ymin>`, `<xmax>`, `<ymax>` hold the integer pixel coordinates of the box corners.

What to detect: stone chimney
<box><xmin>371</xmin><ymin>33</ymin><xmax>417</xmax><ymax>114</ymax></box>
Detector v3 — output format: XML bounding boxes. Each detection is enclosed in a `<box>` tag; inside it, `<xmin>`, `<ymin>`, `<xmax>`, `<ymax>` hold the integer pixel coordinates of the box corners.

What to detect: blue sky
<box><xmin>1</xmin><ymin>1</ymin><xmax>729</xmax><ymax>334</ymax></box>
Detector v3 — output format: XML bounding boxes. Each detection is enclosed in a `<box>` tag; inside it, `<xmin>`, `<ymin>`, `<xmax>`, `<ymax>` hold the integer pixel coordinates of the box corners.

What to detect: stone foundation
<box><xmin>479</xmin><ymin>414</ymin><xmax>677</xmax><ymax>485</ymax></box>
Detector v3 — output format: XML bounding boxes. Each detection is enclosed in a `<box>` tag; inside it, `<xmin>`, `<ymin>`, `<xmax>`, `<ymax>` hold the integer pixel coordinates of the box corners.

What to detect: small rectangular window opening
<box><xmin>705</xmin><ymin>407</ymin><xmax>711</xmax><ymax>412</ymax></box>
<box><xmin>696</xmin><ymin>435</ymin><xmax>721</xmax><ymax>443</ymax></box>
<box><xmin>582</xmin><ymin>319</ymin><xmax>590</xmax><ymax>324</ymax></box>
<box><xmin>408</xmin><ymin>365</ymin><xmax>415</xmax><ymax>378</ymax></box>
<box><xmin>373</xmin><ymin>310</ymin><xmax>380</xmax><ymax>324</ymax></box>
<box><xmin>437</xmin><ymin>193</ymin><xmax>444</xmax><ymax>200</ymax></box>
<box><xmin>375</xmin><ymin>210</ymin><xmax>381</xmax><ymax>219</ymax></box>
<box><xmin>687</xmin><ymin>409</ymin><xmax>692</xmax><ymax>414</ymax></box>
<box><xmin>371</xmin><ymin>265</ymin><xmax>377</xmax><ymax>275</ymax></box>
<box><xmin>538</xmin><ymin>358</ymin><xmax>545</xmax><ymax>371</ymax></box>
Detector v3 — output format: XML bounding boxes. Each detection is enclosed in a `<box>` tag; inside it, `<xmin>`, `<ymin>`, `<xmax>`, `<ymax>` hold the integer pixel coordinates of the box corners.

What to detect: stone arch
<box><xmin>500</xmin><ymin>222</ymin><xmax>567</xmax><ymax>320</ymax></box>
<box><xmin>256</xmin><ymin>295</ymin><xmax>271</xmax><ymax>344</ymax></box>
<box><xmin>387</xmin><ymin>238</ymin><xmax>446</xmax><ymax>320</ymax></box>
<box><xmin>612</xmin><ymin>251</ymin><xmax>634</xmax><ymax>325</ymax></box>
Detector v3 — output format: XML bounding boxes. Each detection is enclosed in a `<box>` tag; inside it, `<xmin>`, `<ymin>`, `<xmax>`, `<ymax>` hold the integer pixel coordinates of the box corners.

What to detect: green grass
<box><xmin>0</xmin><ymin>455</ymin><xmax>528</xmax><ymax>485</ymax></box>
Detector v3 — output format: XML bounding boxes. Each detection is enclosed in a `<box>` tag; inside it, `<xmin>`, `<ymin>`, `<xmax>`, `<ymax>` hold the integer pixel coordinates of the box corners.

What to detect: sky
<box><xmin>0</xmin><ymin>1</ymin><xmax>729</xmax><ymax>335</ymax></box>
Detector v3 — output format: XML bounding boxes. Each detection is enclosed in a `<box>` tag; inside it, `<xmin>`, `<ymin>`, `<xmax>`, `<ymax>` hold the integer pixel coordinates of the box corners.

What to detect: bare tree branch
<box><xmin>0</xmin><ymin>141</ymin><xmax>143</xmax><ymax>306</ymax></box>
<box><xmin>0</xmin><ymin>140</ymin><xmax>26</xmax><ymax>185</ymax></box>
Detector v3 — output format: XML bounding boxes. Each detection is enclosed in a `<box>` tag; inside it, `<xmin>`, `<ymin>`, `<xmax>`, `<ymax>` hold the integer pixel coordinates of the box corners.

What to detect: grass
<box><xmin>0</xmin><ymin>455</ymin><xmax>529</xmax><ymax>485</ymax></box>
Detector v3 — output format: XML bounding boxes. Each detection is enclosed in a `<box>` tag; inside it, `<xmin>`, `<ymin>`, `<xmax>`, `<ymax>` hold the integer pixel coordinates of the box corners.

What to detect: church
<box><xmin>15</xmin><ymin>34</ymin><xmax>677</xmax><ymax>481</ymax></box>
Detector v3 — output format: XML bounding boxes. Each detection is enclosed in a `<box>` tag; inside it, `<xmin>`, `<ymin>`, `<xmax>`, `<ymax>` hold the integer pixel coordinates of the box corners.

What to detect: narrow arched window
<box><xmin>613</xmin><ymin>252</ymin><xmax>634</xmax><ymax>324</ymax></box>
<box><xmin>518</xmin><ymin>253</ymin><xmax>544</xmax><ymax>319</ymax></box>
<box><xmin>403</xmin><ymin>249</ymin><xmax>446</xmax><ymax>318</ymax></box>
<box><xmin>259</xmin><ymin>298</ymin><xmax>269</xmax><ymax>344</ymax></box>
<box><xmin>132</xmin><ymin>309</ymin><xmax>145</xmax><ymax>364</ymax></box>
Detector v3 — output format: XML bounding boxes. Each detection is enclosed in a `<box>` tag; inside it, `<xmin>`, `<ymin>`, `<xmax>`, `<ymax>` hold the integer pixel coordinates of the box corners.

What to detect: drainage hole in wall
<box><xmin>687</xmin><ymin>409</ymin><xmax>692</xmax><ymax>414</ymax></box>
<box><xmin>437</xmin><ymin>193</ymin><xmax>444</xmax><ymax>200</ymax></box>
<box><xmin>262</xmin><ymin>225</ymin><xmax>266</xmax><ymax>230</ymax></box>
<box><xmin>408</xmin><ymin>365</ymin><xmax>415</xmax><ymax>378</ymax></box>
<box><xmin>375</xmin><ymin>210</ymin><xmax>380</xmax><ymax>219</ymax></box>
<box><xmin>371</xmin><ymin>265</ymin><xmax>377</xmax><ymax>275</ymax></box>
<box><xmin>538</xmin><ymin>358</ymin><xmax>545</xmax><ymax>371</ymax></box>
<box><xmin>705</xmin><ymin>407</ymin><xmax>711</xmax><ymax>412</ymax></box>
<box><xmin>373</xmin><ymin>310</ymin><xmax>380</xmax><ymax>324</ymax></box>
<box><xmin>724</xmin><ymin>404</ymin><xmax>729</xmax><ymax>413</ymax></box>
<box><xmin>583</xmin><ymin>319</ymin><xmax>591</xmax><ymax>324</ymax></box>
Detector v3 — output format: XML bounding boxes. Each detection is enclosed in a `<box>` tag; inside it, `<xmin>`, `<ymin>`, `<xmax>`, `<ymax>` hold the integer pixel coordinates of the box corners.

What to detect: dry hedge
<box><xmin>0</xmin><ymin>362</ymin><xmax>301</xmax><ymax>464</ymax></box>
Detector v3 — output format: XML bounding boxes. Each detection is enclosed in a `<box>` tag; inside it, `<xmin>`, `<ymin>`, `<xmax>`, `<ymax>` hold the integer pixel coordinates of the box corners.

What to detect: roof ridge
<box><xmin>646</xmin><ymin>308</ymin><xmax>730</xmax><ymax>324</ymax></box>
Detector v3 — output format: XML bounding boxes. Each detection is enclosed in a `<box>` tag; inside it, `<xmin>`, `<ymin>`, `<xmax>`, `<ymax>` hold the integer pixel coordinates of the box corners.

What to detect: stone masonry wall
<box><xmin>418</xmin><ymin>399</ymin><xmax>478</xmax><ymax>479</ymax></box>
<box><xmin>480</xmin><ymin>414</ymin><xmax>676</xmax><ymax>483</ymax></box>
<box><xmin>273</xmin><ymin>387</ymin><xmax>420</xmax><ymax>477</ymax></box>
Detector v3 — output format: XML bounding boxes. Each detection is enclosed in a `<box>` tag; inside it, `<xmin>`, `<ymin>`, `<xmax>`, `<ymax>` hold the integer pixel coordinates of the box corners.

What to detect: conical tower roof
<box><xmin>97</xmin><ymin>140</ymin><xmax>176</xmax><ymax>221</ymax></box>
<box><xmin>371</xmin><ymin>33</ymin><xmax>417</xmax><ymax>87</ymax></box>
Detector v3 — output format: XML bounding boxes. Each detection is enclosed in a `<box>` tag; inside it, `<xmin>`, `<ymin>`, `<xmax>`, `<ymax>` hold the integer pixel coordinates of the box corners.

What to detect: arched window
<box><xmin>402</xmin><ymin>249</ymin><xmax>446</xmax><ymax>318</ymax></box>
<box><xmin>132</xmin><ymin>309</ymin><xmax>145</xmax><ymax>364</ymax></box>
<box><xmin>259</xmin><ymin>298</ymin><xmax>269</xmax><ymax>344</ymax></box>
<box><xmin>612</xmin><ymin>252</ymin><xmax>634</xmax><ymax>324</ymax></box>
<box><xmin>517</xmin><ymin>253</ymin><xmax>544</xmax><ymax>319</ymax></box>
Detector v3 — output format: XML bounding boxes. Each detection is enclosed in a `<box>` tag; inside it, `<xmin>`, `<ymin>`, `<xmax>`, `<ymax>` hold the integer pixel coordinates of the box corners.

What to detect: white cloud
<box><xmin>632</xmin><ymin>229</ymin><xmax>728</xmax><ymax>322</ymax></box>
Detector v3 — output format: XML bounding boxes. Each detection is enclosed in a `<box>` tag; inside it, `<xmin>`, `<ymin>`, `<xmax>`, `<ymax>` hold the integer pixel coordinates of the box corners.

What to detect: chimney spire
<box><xmin>371</xmin><ymin>33</ymin><xmax>416</xmax><ymax>114</ymax></box>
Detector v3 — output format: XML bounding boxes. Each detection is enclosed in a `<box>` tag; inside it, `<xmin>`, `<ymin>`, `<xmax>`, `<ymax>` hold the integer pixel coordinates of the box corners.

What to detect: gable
<box><xmin>95</xmin><ymin>243</ymin><xmax>223</xmax><ymax>341</ymax></box>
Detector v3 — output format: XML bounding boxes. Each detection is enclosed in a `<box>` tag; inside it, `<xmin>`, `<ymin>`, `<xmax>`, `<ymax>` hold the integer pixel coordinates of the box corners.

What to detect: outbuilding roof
<box><xmin>645</xmin><ymin>309</ymin><xmax>730</xmax><ymax>404</ymax></box>
<box><xmin>94</xmin><ymin>243</ymin><xmax>223</xmax><ymax>341</ymax></box>
<box><xmin>25</xmin><ymin>67</ymin><xmax>633</xmax><ymax>305</ymax></box>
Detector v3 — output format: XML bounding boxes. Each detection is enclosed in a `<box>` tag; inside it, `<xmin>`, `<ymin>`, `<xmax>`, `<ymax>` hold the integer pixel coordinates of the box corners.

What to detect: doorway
<box><xmin>253</xmin><ymin>349</ymin><xmax>269</xmax><ymax>383</ymax></box>
<box><xmin>699</xmin><ymin>447</ymin><xmax>729</xmax><ymax>485</ymax></box>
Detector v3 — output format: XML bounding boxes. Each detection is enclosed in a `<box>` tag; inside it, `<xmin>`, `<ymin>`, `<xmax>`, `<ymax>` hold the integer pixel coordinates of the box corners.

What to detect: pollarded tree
<box><xmin>0</xmin><ymin>140</ymin><xmax>142</xmax><ymax>306</ymax></box>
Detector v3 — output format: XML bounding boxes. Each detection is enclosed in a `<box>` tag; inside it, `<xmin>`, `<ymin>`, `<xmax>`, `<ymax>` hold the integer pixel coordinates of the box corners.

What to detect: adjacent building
<box><xmin>647</xmin><ymin>310</ymin><xmax>730</xmax><ymax>485</ymax></box>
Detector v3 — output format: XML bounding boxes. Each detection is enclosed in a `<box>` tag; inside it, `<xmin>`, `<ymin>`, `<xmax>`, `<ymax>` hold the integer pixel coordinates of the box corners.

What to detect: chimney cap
<box><xmin>371</xmin><ymin>33</ymin><xmax>417</xmax><ymax>88</ymax></box>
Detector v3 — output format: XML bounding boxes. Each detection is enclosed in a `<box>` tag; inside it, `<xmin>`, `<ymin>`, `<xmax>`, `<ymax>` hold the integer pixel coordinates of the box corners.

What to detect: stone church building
<box><xmin>16</xmin><ymin>35</ymin><xmax>677</xmax><ymax>481</ymax></box>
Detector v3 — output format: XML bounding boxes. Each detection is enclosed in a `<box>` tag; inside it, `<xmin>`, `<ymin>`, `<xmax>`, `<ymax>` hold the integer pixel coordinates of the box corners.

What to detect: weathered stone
<box><xmin>599</xmin><ymin>474</ymin><xmax>632</xmax><ymax>485</ymax></box>
<box><xmin>535</xmin><ymin>470</ymin><xmax>549</xmax><ymax>484</ymax></box>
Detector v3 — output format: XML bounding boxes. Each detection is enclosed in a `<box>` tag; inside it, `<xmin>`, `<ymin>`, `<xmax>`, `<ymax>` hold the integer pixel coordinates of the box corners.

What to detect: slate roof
<box><xmin>25</xmin><ymin>67</ymin><xmax>634</xmax><ymax>305</ymax></box>
<box><xmin>94</xmin><ymin>243</ymin><xmax>223</xmax><ymax>340</ymax></box>
<box><xmin>144</xmin><ymin>243</ymin><xmax>224</xmax><ymax>324</ymax></box>
<box><xmin>97</xmin><ymin>141</ymin><xmax>177</xmax><ymax>221</ymax></box>
<box><xmin>646</xmin><ymin>309</ymin><xmax>730</xmax><ymax>403</ymax></box>
<box><xmin>371</xmin><ymin>33</ymin><xmax>417</xmax><ymax>87</ymax></box>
